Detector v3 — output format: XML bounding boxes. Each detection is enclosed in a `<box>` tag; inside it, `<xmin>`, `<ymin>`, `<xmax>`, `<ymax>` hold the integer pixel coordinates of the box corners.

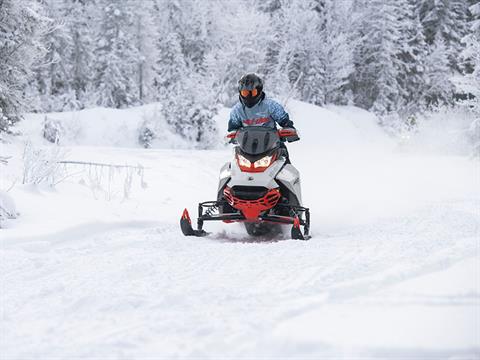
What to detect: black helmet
<box><xmin>238</xmin><ymin>73</ymin><xmax>263</xmax><ymax>108</ymax></box>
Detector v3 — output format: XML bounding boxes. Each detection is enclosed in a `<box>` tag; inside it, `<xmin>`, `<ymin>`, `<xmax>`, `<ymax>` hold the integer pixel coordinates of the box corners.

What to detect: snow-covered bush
<box><xmin>0</xmin><ymin>190</ymin><xmax>17</xmax><ymax>227</ymax></box>
<box><xmin>138</xmin><ymin>123</ymin><xmax>155</xmax><ymax>148</ymax></box>
<box><xmin>0</xmin><ymin>107</ymin><xmax>19</xmax><ymax>134</ymax></box>
<box><xmin>43</xmin><ymin>116</ymin><xmax>63</xmax><ymax>144</ymax></box>
<box><xmin>22</xmin><ymin>142</ymin><xmax>66</xmax><ymax>186</ymax></box>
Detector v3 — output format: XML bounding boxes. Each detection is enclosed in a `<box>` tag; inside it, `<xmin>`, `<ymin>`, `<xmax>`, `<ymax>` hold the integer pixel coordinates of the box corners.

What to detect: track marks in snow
<box><xmin>2</xmin><ymin>203</ymin><xmax>479</xmax><ymax>358</ymax></box>
<box><xmin>1</xmin><ymin>220</ymin><xmax>162</xmax><ymax>251</ymax></box>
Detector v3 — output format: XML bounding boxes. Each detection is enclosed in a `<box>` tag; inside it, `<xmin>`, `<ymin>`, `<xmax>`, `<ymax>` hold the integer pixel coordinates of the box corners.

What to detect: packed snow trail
<box><xmin>1</xmin><ymin>102</ymin><xmax>479</xmax><ymax>358</ymax></box>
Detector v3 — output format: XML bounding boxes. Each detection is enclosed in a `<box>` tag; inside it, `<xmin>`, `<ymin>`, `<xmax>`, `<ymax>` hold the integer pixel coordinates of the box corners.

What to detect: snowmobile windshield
<box><xmin>236</xmin><ymin>127</ymin><xmax>280</xmax><ymax>155</ymax></box>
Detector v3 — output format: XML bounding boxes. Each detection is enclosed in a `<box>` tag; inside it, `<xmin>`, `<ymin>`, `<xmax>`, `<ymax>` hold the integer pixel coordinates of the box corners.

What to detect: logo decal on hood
<box><xmin>243</xmin><ymin>117</ymin><xmax>269</xmax><ymax>126</ymax></box>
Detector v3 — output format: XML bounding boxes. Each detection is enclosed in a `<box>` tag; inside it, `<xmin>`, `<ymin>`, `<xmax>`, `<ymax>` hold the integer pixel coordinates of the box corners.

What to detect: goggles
<box><xmin>240</xmin><ymin>88</ymin><xmax>259</xmax><ymax>98</ymax></box>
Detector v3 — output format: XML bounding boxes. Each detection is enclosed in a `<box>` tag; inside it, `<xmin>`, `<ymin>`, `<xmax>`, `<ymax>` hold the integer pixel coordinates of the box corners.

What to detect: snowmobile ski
<box><xmin>180</xmin><ymin>209</ymin><xmax>207</xmax><ymax>237</ymax></box>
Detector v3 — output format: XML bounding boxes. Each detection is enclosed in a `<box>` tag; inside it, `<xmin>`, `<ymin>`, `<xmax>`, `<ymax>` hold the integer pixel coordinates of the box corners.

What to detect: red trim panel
<box><xmin>223</xmin><ymin>187</ymin><xmax>281</xmax><ymax>220</ymax></box>
<box><xmin>226</xmin><ymin>132</ymin><xmax>237</xmax><ymax>139</ymax></box>
<box><xmin>278</xmin><ymin>129</ymin><xmax>297</xmax><ymax>138</ymax></box>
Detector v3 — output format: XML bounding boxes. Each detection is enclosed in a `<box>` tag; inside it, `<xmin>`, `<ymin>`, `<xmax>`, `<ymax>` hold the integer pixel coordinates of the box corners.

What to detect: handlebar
<box><xmin>226</xmin><ymin>128</ymin><xmax>300</xmax><ymax>143</ymax></box>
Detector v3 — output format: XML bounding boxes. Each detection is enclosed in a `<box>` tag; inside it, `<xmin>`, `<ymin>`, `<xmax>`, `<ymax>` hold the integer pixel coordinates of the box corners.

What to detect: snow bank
<box><xmin>286</xmin><ymin>100</ymin><xmax>394</xmax><ymax>151</ymax></box>
<box><xmin>20</xmin><ymin>103</ymin><xmax>193</xmax><ymax>149</ymax></box>
<box><xmin>15</xmin><ymin>96</ymin><xmax>480</xmax><ymax>159</ymax></box>
<box><xmin>404</xmin><ymin>107</ymin><xmax>479</xmax><ymax>156</ymax></box>
<box><xmin>18</xmin><ymin>101</ymin><xmax>394</xmax><ymax>152</ymax></box>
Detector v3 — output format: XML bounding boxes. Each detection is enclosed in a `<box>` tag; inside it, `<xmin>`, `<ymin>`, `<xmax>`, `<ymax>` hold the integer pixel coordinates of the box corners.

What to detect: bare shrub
<box><xmin>60</xmin><ymin>161</ymin><xmax>147</xmax><ymax>200</ymax></box>
<box><xmin>22</xmin><ymin>142</ymin><xmax>67</xmax><ymax>186</ymax></box>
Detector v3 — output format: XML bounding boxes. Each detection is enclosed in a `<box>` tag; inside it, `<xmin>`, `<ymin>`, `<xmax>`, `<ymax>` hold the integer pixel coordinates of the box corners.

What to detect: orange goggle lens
<box><xmin>240</xmin><ymin>89</ymin><xmax>258</xmax><ymax>97</ymax></box>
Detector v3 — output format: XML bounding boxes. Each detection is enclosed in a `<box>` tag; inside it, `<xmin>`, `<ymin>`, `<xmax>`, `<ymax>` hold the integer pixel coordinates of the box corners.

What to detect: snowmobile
<box><xmin>180</xmin><ymin>126</ymin><xmax>311</xmax><ymax>240</ymax></box>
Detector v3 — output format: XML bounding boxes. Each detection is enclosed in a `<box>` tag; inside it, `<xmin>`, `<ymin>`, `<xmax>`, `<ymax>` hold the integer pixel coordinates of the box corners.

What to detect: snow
<box><xmin>406</xmin><ymin>107</ymin><xmax>478</xmax><ymax>156</ymax></box>
<box><xmin>20</xmin><ymin>103</ymin><xmax>194</xmax><ymax>149</ymax></box>
<box><xmin>1</xmin><ymin>101</ymin><xmax>479</xmax><ymax>358</ymax></box>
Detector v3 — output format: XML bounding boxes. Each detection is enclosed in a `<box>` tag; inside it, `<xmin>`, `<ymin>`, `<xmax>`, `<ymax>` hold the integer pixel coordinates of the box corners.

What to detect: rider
<box><xmin>228</xmin><ymin>73</ymin><xmax>295</xmax><ymax>162</ymax></box>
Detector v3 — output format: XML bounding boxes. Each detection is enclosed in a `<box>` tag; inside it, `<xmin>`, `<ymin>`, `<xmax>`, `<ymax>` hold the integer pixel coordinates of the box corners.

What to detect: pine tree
<box><xmin>352</xmin><ymin>0</ymin><xmax>405</xmax><ymax>115</ymax></box>
<box><xmin>258</xmin><ymin>0</ymin><xmax>282</xmax><ymax>14</ymax></box>
<box><xmin>397</xmin><ymin>0</ymin><xmax>429</xmax><ymax>115</ymax></box>
<box><xmin>92</xmin><ymin>0</ymin><xmax>139</xmax><ymax>108</ymax></box>
<box><xmin>204</xmin><ymin>1</ymin><xmax>270</xmax><ymax>106</ymax></box>
<box><xmin>69</xmin><ymin>0</ymin><xmax>96</xmax><ymax>108</ymax></box>
<box><xmin>423</xmin><ymin>37</ymin><xmax>454</xmax><ymax>108</ymax></box>
<box><xmin>258</xmin><ymin>0</ymin><xmax>284</xmax><ymax>96</ymax></box>
<box><xmin>153</xmin><ymin>0</ymin><xmax>218</xmax><ymax>146</ymax></box>
<box><xmin>318</xmin><ymin>0</ymin><xmax>355</xmax><ymax>105</ymax></box>
<box><xmin>0</xmin><ymin>0</ymin><xmax>49</xmax><ymax>132</ymax></box>
<box><xmin>133</xmin><ymin>0</ymin><xmax>157</xmax><ymax>103</ymax></box>
<box><xmin>419</xmin><ymin>0</ymin><xmax>469</xmax><ymax>71</ymax></box>
<box><xmin>272</xmin><ymin>1</ymin><xmax>323</xmax><ymax>103</ymax></box>
<box><xmin>30</xmin><ymin>0</ymin><xmax>78</xmax><ymax>112</ymax></box>
<box><xmin>264</xmin><ymin>0</ymin><xmax>354</xmax><ymax>106</ymax></box>
<box><xmin>461</xmin><ymin>2</ymin><xmax>480</xmax><ymax>155</ymax></box>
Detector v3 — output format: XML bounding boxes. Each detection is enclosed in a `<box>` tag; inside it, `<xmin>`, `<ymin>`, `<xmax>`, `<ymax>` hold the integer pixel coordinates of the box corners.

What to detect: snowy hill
<box><xmin>19</xmin><ymin>99</ymin><xmax>395</xmax><ymax>151</ymax></box>
<box><xmin>21</xmin><ymin>103</ymin><xmax>192</xmax><ymax>149</ymax></box>
<box><xmin>1</xmin><ymin>101</ymin><xmax>479</xmax><ymax>358</ymax></box>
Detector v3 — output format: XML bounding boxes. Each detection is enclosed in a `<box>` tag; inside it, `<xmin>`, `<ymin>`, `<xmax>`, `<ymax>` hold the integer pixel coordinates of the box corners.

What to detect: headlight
<box><xmin>237</xmin><ymin>154</ymin><xmax>251</xmax><ymax>167</ymax></box>
<box><xmin>254</xmin><ymin>155</ymin><xmax>272</xmax><ymax>168</ymax></box>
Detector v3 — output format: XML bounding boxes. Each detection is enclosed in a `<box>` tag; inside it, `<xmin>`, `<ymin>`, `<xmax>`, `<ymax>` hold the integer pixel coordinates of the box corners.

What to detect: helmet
<box><xmin>238</xmin><ymin>73</ymin><xmax>263</xmax><ymax>108</ymax></box>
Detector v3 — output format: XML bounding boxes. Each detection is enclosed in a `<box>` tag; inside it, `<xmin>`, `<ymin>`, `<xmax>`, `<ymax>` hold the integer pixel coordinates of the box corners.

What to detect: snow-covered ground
<box><xmin>1</xmin><ymin>101</ymin><xmax>479</xmax><ymax>358</ymax></box>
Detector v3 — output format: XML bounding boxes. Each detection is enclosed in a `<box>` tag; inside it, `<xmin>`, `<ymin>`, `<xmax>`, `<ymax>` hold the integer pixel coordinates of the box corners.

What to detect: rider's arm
<box><xmin>269</xmin><ymin>100</ymin><xmax>294</xmax><ymax>128</ymax></box>
<box><xmin>228</xmin><ymin>104</ymin><xmax>243</xmax><ymax>132</ymax></box>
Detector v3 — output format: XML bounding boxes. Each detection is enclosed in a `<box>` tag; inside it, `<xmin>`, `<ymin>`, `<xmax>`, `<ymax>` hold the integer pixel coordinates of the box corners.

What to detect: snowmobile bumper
<box><xmin>180</xmin><ymin>201</ymin><xmax>311</xmax><ymax>240</ymax></box>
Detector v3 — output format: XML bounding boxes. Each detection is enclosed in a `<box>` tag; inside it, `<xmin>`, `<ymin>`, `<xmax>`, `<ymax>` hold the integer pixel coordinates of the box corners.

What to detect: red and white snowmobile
<box><xmin>180</xmin><ymin>126</ymin><xmax>311</xmax><ymax>240</ymax></box>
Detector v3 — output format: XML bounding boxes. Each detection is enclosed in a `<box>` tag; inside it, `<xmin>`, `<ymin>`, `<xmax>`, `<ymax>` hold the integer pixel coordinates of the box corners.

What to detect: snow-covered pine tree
<box><xmin>153</xmin><ymin>0</ymin><xmax>218</xmax><ymax>147</ymax></box>
<box><xmin>154</xmin><ymin>29</ymin><xmax>189</xmax><ymax>128</ymax></box>
<box><xmin>28</xmin><ymin>0</ymin><xmax>104</xmax><ymax>112</ymax></box>
<box><xmin>152</xmin><ymin>0</ymin><xmax>189</xmax><ymax>135</ymax></box>
<box><xmin>396</xmin><ymin>0</ymin><xmax>429</xmax><ymax>116</ymax></box>
<box><xmin>133</xmin><ymin>0</ymin><xmax>158</xmax><ymax>104</ymax></box>
<box><xmin>352</xmin><ymin>0</ymin><xmax>405</xmax><ymax>115</ymax></box>
<box><xmin>29</xmin><ymin>0</ymin><xmax>78</xmax><ymax>113</ymax></box>
<box><xmin>204</xmin><ymin>1</ymin><xmax>270</xmax><ymax>106</ymax></box>
<box><xmin>317</xmin><ymin>0</ymin><xmax>355</xmax><ymax>105</ymax></box>
<box><xmin>257</xmin><ymin>1</ymin><xmax>284</xmax><ymax>97</ymax></box>
<box><xmin>92</xmin><ymin>0</ymin><xmax>140</xmax><ymax>108</ymax></box>
<box><xmin>460</xmin><ymin>2</ymin><xmax>480</xmax><ymax>156</ymax></box>
<box><xmin>0</xmin><ymin>0</ymin><xmax>50</xmax><ymax>133</ymax></box>
<box><xmin>180</xmin><ymin>1</ymin><xmax>210</xmax><ymax>74</ymax></box>
<box><xmin>419</xmin><ymin>0</ymin><xmax>469</xmax><ymax>71</ymax></box>
<box><xmin>258</xmin><ymin>0</ymin><xmax>282</xmax><ymax>14</ymax></box>
<box><xmin>262</xmin><ymin>0</ymin><xmax>353</xmax><ymax>106</ymax></box>
<box><xmin>423</xmin><ymin>37</ymin><xmax>454</xmax><ymax>108</ymax></box>
<box><xmin>302</xmin><ymin>0</ymin><xmax>328</xmax><ymax>106</ymax></box>
<box><xmin>69</xmin><ymin>0</ymin><xmax>96</xmax><ymax>108</ymax></box>
<box><xmin>272</xmin><ymin>1</ymin><xmax>323</xmax><ymax>103</ymax></box>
